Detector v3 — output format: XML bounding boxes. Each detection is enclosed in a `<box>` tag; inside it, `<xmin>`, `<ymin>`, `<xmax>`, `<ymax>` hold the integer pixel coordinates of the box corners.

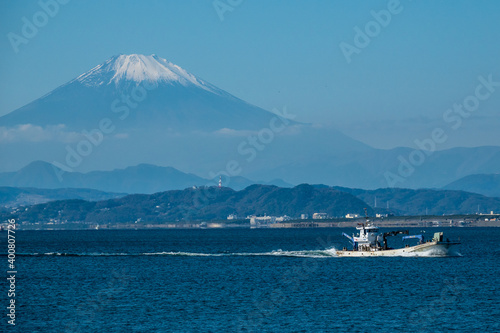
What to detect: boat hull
<box><xmin>336</xmin><ymin>241</ymin><xmax>460</xmax><ymax>257</ymax></box>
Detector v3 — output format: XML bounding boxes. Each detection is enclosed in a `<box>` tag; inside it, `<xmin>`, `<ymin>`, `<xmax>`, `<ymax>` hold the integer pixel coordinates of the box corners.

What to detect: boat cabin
<box><xmin>353</xmin><ymin>223</ymin><xmax>379</xmax><ymax>250</ymax></box>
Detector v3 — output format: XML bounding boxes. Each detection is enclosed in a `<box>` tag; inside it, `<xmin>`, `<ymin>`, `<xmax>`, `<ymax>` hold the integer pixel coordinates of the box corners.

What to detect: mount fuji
<box><xmin>1</xmin><ymin>54</ymin><xmax>500</xmax><ymax>190</ymax></box>
<box><xmin>0</xmin><ymin>54</ymin><xmax>368</xmax><ymax>184</ymax></box>
<box><xmin>0</xmin><ymin>54</ymin><xmax>285</xmax><ymax>131</ymax></box>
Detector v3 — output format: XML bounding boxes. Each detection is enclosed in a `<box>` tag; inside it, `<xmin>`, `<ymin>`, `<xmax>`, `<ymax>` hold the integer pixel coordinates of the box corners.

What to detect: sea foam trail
<box><xmin>12</xmin><ymin>248</ymin><xmax>339</xmax><ymax>258</ymax></box>
<box><xmin>399</xmin><ymin>248</ymin><xmax>463</xmax><ymax>257</ymax></box>
<box><xmin>10</xmin><ymin>247</ymin><xmax>460</xmax><ymax>258</ymax></box>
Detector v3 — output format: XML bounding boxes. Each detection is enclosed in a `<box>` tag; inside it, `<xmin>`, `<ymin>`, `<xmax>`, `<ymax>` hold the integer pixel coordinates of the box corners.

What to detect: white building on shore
<box><xmin>248</xmin><ymin>214</ymin><xmax>292</xmax><ymax>225</ymax></box>
<box><xmin>312</xmin><ymin>213</ymin><xmax>328</xmax><ymax>219</ymax></box>
<box><xmin>248</xmin><ymin>215</ymin><xmax>276</xmax><ymax>226</ymax></box>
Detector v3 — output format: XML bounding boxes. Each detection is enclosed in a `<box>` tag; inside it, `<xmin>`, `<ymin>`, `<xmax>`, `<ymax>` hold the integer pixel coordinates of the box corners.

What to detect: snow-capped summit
<box><xmin>0</xmin><ymin>53</ymin><xmax>277</xmax><ymax>131</ymax></box>
<box><xmin>75</xmin><ymin>54</ymin><xmax>215</xmax><ymax>92</ymax></box>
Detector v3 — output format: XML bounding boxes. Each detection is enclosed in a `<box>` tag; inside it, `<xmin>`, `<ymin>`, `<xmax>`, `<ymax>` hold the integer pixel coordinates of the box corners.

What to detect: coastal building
<box><xmin>345</xmin><ymin>213</ymin><xmax>360</xmax><ymax>219</ymax></box>
<box><xmin>312</xmin><ymin>213</ymin><xmax>328</xmax><ymax>219</ymax></box>
<box><xmin>248</xmin><ymin>215</ymin><xmax>276</xmax><ymax>226</ymax></box>
<box><xmin>248</xmin><ymin>215</ymin><xmax>292</xmax><ymax>225</ymax></box>
<box><xmin>276</xmin><ymin>215</ymin><xmax>292</xmax><ymax>222</ymax></box>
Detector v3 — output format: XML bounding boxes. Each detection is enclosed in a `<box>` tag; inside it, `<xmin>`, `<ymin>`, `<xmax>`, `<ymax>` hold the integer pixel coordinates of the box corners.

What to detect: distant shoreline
<box><xmin>11</xmin><ymin>216</ymin><xmax>500</xmax><ymax>230</ymax></box>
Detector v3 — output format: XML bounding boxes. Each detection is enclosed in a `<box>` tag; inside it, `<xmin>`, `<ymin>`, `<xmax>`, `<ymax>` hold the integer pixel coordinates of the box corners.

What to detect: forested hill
<box><xmin>332</xmin><ymin>186</ymin><xmax>500</xmax><ymax>216</ymax></box>
<box><xmin>7</xmin><ymin>184</ymin><xmax>371</xmax><ymax>224</ymax></box>
<box><xmin>6</xmin><ymin>184</ymin><xmax>500</xmax><ymax>225</ymax></box>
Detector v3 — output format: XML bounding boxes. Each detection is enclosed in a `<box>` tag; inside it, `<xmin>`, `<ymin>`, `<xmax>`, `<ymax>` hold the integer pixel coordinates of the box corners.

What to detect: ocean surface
<box><xmin>3</xmin><ymin>227</ymin><xmax>500</xmax><ymax>332</ymax></box>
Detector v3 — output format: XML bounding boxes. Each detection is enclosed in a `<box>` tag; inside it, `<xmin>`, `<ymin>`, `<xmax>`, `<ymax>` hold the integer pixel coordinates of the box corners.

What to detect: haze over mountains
<box><xmin>444</xmin><ymin>174</ymin><xmax>500</xmax><ymax>198</ymax></box>
<box><xmin>1</xmin><ymin>54</ymin><xmax>499</xmax><ymax>190</ymax></box>
<box><xmin>0</xmin><ymin>161</ymin><xmax>292</xmax><ymax>194</ymax></box>
<box><xmin>0</xmin><ymin>186</ymin><xmax>124</xmax><ymax>209</ymax></box>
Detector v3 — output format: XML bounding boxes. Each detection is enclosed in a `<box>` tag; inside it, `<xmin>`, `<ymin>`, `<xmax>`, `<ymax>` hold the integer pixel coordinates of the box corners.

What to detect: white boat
<box><xmin>336</xmin><ymin>222</ymin><xmax>460</xmax><ymax>257</ymax></box>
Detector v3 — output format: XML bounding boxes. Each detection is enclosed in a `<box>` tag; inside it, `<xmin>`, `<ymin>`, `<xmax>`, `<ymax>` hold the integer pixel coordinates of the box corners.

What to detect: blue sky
<box><xmin>1</xmin><ymin>0</ymin><xmax>499</xmax><ymax>149</ymax></box>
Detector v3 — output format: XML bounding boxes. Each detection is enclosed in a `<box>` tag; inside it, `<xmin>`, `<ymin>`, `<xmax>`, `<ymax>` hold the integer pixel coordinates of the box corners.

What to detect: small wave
<box><xmin>262</xmin><ymin>248</ymin><xmax>338</xmax><ymax>258</ymax></box>
<box><xmin>399</xmin><ymin>248</ymin><xmax>461</xmax><ymax>257</ymax></box>
<box><xmin>16</xmin><ymin>252</ymin><xmax>131</xmax><ymax>257</ymax></box>
<box><xmin>12</xmin><ymin>248</ymin><xmax>339</xmax><ymax>258</ymax></box>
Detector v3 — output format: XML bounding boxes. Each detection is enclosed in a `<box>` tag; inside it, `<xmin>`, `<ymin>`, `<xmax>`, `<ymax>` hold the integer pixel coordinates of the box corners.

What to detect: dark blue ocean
<box><xmin>3</xmin><ymin>227</ymin><xmax>500</xmax><ymax>332</ymax></box>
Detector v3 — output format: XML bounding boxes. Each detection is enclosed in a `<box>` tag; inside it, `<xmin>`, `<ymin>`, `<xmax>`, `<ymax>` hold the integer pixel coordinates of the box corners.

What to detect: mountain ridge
<box><xmin>443</xmin><ymin>173</ymin><xmax>500</xmax><ymax>198</ymax></box>
<box><xmin>5</xmin><ymin>184</ymin><xmax>500</xmax><ymax>224</ymax></box>
<box><xmin>0</xmin><ymin>186</ymin><xmax>125</xmax><ymax>208</ymax></box>
<box><xmin>5</xmin><ymin>184</ymin><xmax>372</xmax><ymax>223</ymax></box>
<box><xmin>0</xmin><ymin>161</ymin><xmax>293</xmax><ymax>194</ymax></box>
<box><xmin>332</xmin><ymin>186</ymin><xmax>500</xmax><ymax>216</ymax></box>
